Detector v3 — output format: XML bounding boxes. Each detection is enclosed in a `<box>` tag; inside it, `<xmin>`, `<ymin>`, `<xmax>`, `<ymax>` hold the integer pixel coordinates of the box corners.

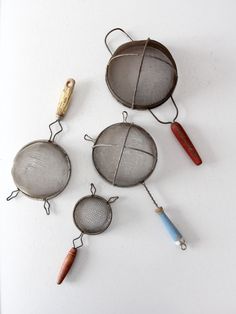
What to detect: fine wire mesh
<box><xmin>12</xmin><ymin>140</ymin><xmax>71</xmax><ymax>199</ymax></box>
<box><xmin>73</xmin><ymin>196</ymin><xmax>112</xmax><ymax>235</ymax></box>
<box><xmin>92</xmin><ymin>123</ymin><xmax>157</xmax><ymax>187</ymax></box>
<box><xmin>106</xmin><ymin>39</ymin><xmax>177</xmax><ymax>109</ymax></box>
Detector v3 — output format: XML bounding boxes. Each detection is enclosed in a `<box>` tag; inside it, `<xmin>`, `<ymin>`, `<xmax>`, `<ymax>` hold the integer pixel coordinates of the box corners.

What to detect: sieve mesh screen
<box><xmin>73</xmin><ymin>196</ymin><xmax>112</xmax><ymax>235</ymax></box>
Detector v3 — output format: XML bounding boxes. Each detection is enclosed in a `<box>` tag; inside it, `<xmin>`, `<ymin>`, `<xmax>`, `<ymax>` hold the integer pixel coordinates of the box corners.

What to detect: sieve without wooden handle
<box><xmin>7</xmin><ymin>78</ymin><xmax>75</xmax><ymax>214</ymax></box>
<box><xmin>104</xmin><ymin>28</ymin><xmax>202</xmax><ymax>166</ymax></box>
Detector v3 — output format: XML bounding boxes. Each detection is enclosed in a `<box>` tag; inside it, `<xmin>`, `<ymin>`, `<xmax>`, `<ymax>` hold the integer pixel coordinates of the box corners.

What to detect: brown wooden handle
<box><xmin>171</xmin><ymin>122</ymin><xmax>202</xmax><ymax>165</ymax></box>
<box><xmin>57</xmin><ymin>247</ymin><xmax>77</xmax><ymax>285</ymax></box>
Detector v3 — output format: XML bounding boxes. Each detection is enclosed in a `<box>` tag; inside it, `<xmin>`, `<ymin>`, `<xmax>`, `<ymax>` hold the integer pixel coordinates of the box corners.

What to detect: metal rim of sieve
<box><xmin>91</xmin><ymin>122</ymin><xmax>158</xmax><ymax>187</ymax></box>
<box><xmin>73</xmin><ymin>195</ymin><xmax>113</xmax><ymax>235</ymax></box>
<box><xmin>11</xmin><ymin>139</ymin><xmax>71</xmax><ymax>200</ymax></box>
<box><xmin>105</xmin><ymin>38</ymin><xmax>178</xmax><ymax>110</ymax></box>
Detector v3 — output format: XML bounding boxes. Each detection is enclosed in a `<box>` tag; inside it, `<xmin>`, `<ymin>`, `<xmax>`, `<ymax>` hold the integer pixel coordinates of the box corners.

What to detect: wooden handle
<box><xmin>57</xmin><ymin>247</ymin><xmax>77</xmax><ymax>285</ymax></box>
<box><xmin>171</xmin><ymin>122</ymin><xmax>202</xmax><ymax>165</ymax></box>
<box><xmin>56</xmin><ymin>78</ymin><xmax>75</xmax><ymax>119</ymax></box>
<box><xmin>155</xmin><ymin>207</ymin><xmax>187</xmax><ymax>250</ymax></box>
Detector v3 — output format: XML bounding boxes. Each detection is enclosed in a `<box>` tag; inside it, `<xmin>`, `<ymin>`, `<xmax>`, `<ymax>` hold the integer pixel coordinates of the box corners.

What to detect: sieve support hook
<box><xmin>148</xmin><ymin>96</ymin><xmax>179</xmax><ymax>125</ymax></box>
<box><xmin>84</xmin><ymin>134</ymin><xmax>95</xmax><ymax>143</ymax></box>
<box><xmin>48</xmin><ymin>119</ymin><xmax>63</xmax><ymax>142</ymax></box>
<box><xmin>122</xmin><ymin>111</ymin><xmax>128</xmax><ymax>123</ymax></box>
<box><xmin>90</xmin><ymin>183</ymin><xmax>96</xmax><ymax>196</ymax></box>
<box><xmin>105</xmin><ymin>28</ymin><xmax>133</xmax><ymax>54</ymax></box>
<box><xmin>73</xmin><ymin>233</ymin><xmax>84</xmax><ymax>249</ymax></box>
<box><xmin>43</xmin><ymin>199</ymin><xmax>51</xmax><ymax>215</ymax></box>
<box><xmin>107</xmin><ymin>196</ymin><xmax>119</xmax><ymax>204</ymax></box>
<box><xmin>6</xmin><ymin>188</ymin><xmax>20</xmax><ymax>201</ymax></box>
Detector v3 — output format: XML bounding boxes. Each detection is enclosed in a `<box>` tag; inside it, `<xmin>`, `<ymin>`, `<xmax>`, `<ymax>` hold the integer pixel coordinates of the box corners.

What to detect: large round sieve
<box><xmin>106</xmin><ymin>38</ymin><xmax>177</xmax><ymax>110</ymax></box>
<box><xmin>104</xmin><ymin>28</ymin><xmax>202</xmax><ymax>166</ymax></box>
<box><xmin>85</xmin><ymin>112</ymin><xmax>187</xmax><ymax>251</ymax></box>
<box><xmin>91</xmin><ymin>120</ymin><xmax>157</xmax><ymax>187</ymax></box>
<box><xmin>57</xmin><ymin>184</ymin><xmax>119</xmax><ymax>285</ymax></box>
<box><xmin>7</xmin><ymin>78</ymin><xmax>75</xmax><ymax>214</ymax></box>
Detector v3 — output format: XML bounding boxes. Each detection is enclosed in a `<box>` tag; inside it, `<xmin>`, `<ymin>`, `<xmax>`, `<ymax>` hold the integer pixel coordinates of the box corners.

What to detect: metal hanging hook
<box><xmin>122</xmin><ymin>111</ymin><xmax>128</xmax><ymax>123</ymax></box>
<box><xmin>105</xmin><ymin>28</ymin><xmax>133</xmax><ymax>54</ymax></box>
<box><xmin>148</xmin><ymin>96</ymin><xmax>179</xmax><ymax>125</ymax></box>
<box><xmin>84</xmin><ymin>134</ymin><xmax>95</xmax><ymax>143</ymax></box>
<box><xmin>90</xmin><ymin>183</ymin><xmax>96</xmax><ymax>196</ymax></box>
<box><xmin>180</xmin><ymin>240</ymin><xmax>187</xmax><ymax>251</ymax></box>
<box><xmin>43</xmin><ymin>199</ymin><xmax>51</xmax><ymax>215</ymax></box>
<box><xmin>6</xmin><ymin>189</ymin><xmax>20</xmax><ymax>201</ymax></box>
<box><xmin>107</xmin><ymin>196</ymin><xmax>119</xmax><ymax>204</ymax></box>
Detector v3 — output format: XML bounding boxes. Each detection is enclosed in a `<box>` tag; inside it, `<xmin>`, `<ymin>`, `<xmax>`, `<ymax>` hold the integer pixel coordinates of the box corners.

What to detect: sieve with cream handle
<box><xmin>7</xmin><ymin>79</ymin><xmax>75</xmax><ymax>214</ymax></box>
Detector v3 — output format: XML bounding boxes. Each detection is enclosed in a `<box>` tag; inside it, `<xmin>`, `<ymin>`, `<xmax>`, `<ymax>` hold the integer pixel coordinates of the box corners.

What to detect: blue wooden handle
<box><xmin>157</xmin><ymin>208</ymin><xmax>187</xmax><ymax>250</ymax></box>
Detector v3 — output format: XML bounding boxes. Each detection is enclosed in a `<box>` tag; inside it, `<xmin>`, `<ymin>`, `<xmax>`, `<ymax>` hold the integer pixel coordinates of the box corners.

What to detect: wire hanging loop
<box><xmin>73</xmin><ymin>233</ymin><xmax>84</xmax><ymax>249</ymax></box>
<box><xmin>142</xmin><ymin>182</ymin><xmax>159</xmax><ymax>208</ymax></box>
<box><xmin>104</xmin><ymin>28</ymin><xmax>133</xmax><ymax>55</ymax></box>
<box><xmin>43</xmin><ymin>199</ymin><xmax>51</xmax><ymax>215</ymax></box>
<box><xmin>122</xmin><ymin>111</ymin><xmax>128</xmax><ymax>123</ymax></box>
<box><xmin>48</xmin><ymin>118</ymin><xmax>63</xmax><ymax>142</ymax></box>
<box><xmin>90</xmin><ymin>183</ymin><xmax>96</xmax><ymax>196</ymax></box>
<box><xmin>180</xmin><ymin>240</ymin><xmax>187</xmax><ymax>251</ymax></box>
<box><xmin>148</xmin><ymin>96</ymin><xmax>179</xmax><ymax>125</ymax></box>
<box><xmin>6</xmin><ymin>189</ymin><xmax>20</xmax><ymax>201</ymax></box>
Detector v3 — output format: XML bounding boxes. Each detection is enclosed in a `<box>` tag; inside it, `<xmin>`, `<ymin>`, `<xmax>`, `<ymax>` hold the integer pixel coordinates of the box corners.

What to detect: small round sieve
<box><xmin>57</xmin><ymin>184</ymin><xmax>119</xmax><ymax>284</ymax></box>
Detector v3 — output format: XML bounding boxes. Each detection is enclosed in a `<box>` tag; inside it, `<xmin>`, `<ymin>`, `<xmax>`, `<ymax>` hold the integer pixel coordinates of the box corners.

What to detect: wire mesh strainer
<box><xmin>57</xmin><ymin>184</ymin><xmax>118</xmax><ymax>284</ymax></box>
<box><xmin>85</xmin><ymin>112</ymin><xmax>187</xmax><ymax>250</ymax></box>
<box><xmin>104</xmin><ymin>28</ymin><xmax>202</xmax><ymax>166</ymax></box>
<box><xmin>6</xmin><ymin>79</ymin><xmax>75</xmax><ymax>214</ymax></box>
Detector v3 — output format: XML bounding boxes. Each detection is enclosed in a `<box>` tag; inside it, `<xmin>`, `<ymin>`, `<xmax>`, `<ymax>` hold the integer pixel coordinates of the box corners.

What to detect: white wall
<box><xmin>1</xmin><ymin>0</ymin><xmax>236</xmax><ymax>313</ymax></box>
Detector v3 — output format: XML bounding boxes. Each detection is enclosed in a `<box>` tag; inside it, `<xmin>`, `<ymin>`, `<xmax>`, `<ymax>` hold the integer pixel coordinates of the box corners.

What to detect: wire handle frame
<box><xmin>73</xmin><ymin>232</ymin><xmax>84</xmax><ymax>249</ymax></box>
<box><xmin>149</xmin><ymin>96</ymin><xmax>179</xmax><ymax>125</ymax></box>
<box><xmin>105</xmin><ymin>28</ymin><xmax>133</xmax><ymax>55</ymax></box>
<box><xmin>48</xmin><ymin>119</ymin><xmax>63</xmax><ymax>142</ymax></box>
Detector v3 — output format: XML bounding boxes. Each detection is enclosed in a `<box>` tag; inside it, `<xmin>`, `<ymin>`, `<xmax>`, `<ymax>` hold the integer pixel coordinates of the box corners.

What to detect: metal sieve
<box><xmin>104</xmin><ymin>28</ymin><xmax>202</xmax><ymax>166</ymax></box>
<box><xmin>6</xmin><ymin>79</ymin><xmax>75</xmax><ymax>214</ymax></box>
<box><xmin>57</xmin><ymin>184</ymin><xmax>118</xmax><ymax>284</ymax></box>
<box><xmin>85</xmin><ymin>112</ymin><xmax>187</xmax><ymax>251</ymax></box>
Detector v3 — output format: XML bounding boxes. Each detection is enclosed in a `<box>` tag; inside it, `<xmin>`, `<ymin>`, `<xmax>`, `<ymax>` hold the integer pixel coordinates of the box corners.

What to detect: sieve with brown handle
<box><xmin>104</xmin><ymin>28</ymin><xmax>202</xmax><ymax>166</ymax></box>
<box><xmin>57</xmin><ymin>184</ymin><xmax>119</xmax><ymax>284</ymax></box>
<box><xmin>85</xmin><ymin>112</ymin><xmax>187</xmax><ymax>250</ymax></box>
<box><xmin>6</xmin><ymin>79</ymin><xmax>75</xmax><ymax>214</ymax></box>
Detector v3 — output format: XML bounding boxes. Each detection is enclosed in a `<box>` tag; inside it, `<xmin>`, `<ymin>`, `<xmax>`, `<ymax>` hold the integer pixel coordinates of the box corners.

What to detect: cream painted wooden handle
<box><xmin>56</xmin><ymin>78</ymin><xmax>75</xmax><ymax>118</ymax></box>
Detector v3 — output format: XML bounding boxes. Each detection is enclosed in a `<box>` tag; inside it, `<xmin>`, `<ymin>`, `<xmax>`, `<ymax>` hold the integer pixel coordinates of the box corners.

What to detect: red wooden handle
<box><xmin>57</xmin><ymin>247</ymin><xmax>77</xmax><ymax>285</ymax></box>
<box><xmin>171</xmin><ymin>122</ymin><xmax>202</xmax><ymax>165</ymax></box>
